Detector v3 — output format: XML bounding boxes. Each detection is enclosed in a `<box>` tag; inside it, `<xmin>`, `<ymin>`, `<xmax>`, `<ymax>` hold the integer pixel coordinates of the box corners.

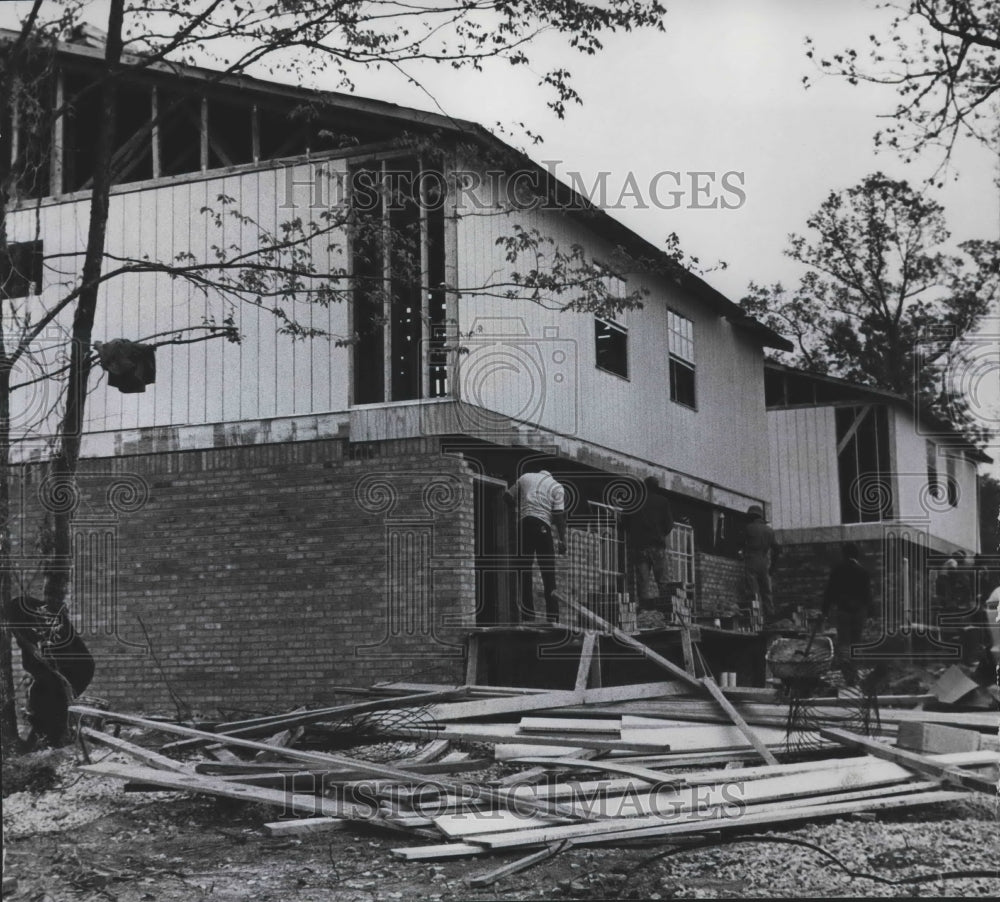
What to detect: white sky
<box><xmin>4</xmin><ymin>0</ymin><xmax>999</xmax><ymax>468</ymax></box>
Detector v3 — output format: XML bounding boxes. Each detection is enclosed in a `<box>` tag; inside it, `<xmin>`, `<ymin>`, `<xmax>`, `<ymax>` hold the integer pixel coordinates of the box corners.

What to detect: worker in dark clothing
<box><xmin>743</xmin><ymin>504</ymin><xmax>780</xmax><ymax>620</ymax></box>
<box><xmin>624</xmin><ymin>475</ymin><xmax>674</xmax><ymax>608</ymax></box>
<box><xmin>821</xmin><ymin>542</ymin><xmax>873</xmax><ymax>684</ymax></box>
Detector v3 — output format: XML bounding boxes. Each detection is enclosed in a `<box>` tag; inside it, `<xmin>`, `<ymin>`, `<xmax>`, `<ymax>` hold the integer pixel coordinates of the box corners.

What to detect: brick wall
<box><xmin>10</xmin><ymin>437</ymin><xmax>476</xmax><ymax>715</ymax></box>
<box><xmin>695</xmin><ymin>553</ymin><xmax>744</xmax><ymax>619</ymax></box>
<box><xmin>773</xmin><ymin>539</ymin><xmax>886</xmax><ymax>617</ymax></box>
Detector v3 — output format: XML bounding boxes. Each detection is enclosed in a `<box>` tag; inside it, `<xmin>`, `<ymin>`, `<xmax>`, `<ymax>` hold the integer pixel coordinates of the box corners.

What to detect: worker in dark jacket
<box><xmin>821</xmin><ymin>542</ymin><xmax>873</xmax><ymax>683</ymax></box>
<box><xmin>624</xmin><ymin>476</ymin><xmax>674</xmax><ymax>607</ymax></box>
<box><xmin>743</xmin><ymin>504</ymin><xmax>780</xmax><ymax>620</ymax></box>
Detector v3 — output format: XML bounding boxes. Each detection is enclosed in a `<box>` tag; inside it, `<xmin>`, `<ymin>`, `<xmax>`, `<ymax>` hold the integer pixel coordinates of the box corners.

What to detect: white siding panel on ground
<box><xmin>767</xmin><ymin>407</ymin><xmax>839</xmax><ymax>530</ymax></box>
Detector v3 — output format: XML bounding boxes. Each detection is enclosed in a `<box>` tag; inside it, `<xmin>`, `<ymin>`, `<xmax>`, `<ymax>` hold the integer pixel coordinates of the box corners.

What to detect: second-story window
<box><xmin>667</xmin><ymin>309</ymin><xmax>695</xmax><ymax>408</ymax></box>
<box><xmin>593</xmin><ymin>264</ymin><xmax>628</xmax><ymax>379</ymax></box>
<box><xmin>594</xmin><ymin>317</ymin><xmax>628</xmax><ymax>379</ymax></box>
<box><xmin>1</xmin><ymin>241</ymin><xmax>43</xmax><ymax>298</ymax></box>
<box><xmin>350</xmin><ymin>158</ymin><xmax>448</xmax><ymax>405</ymax></box>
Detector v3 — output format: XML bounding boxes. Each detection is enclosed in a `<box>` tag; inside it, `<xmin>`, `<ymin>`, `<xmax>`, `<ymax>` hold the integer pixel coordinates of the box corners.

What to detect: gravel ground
<box><xmin>3</xmin><ymin>745</ymin><xmax>998</xmax><ymax>901</ymax></box>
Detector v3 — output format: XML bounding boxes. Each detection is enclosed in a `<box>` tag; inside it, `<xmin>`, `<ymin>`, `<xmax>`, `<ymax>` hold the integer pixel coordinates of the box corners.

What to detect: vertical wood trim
<box><xmin>251</xmin><ymin>104</ymin><xmax>260</xmax><ymax>163</ymax></box>
<box><xmin>50</xmin><ymin>71</ymin><xmax>64</xmax><ymax>195</ymax></box>
<box><xmin>445</xmin><ymin>155</ymin><xmax>460</xmax><ymax>401</ymax></box>
<box><xmin>200</xmin><ymin>96</ymin><xmax>209</xmax><ymax>171</ymax></box>
<box><xmin>151</xmin><ymin>86</ymin><xmax>161</xmax><ymax>179</ymax></box>
<box><xmin>381</xmin><ymin>159</ymin><xmax>391</xmax><ymax>398</ymax></box>
<box><xmin>419</xmin><ymin>160</ymin><xmax>430</xmax><ymax>400</ymax></box>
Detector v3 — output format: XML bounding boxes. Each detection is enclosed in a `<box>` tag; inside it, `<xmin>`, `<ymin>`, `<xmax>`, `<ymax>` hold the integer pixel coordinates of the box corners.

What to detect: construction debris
<box><xmin>66</xmin><ymin>659</ymin><xmax>1000</xmax><ymax>887</ymax></box>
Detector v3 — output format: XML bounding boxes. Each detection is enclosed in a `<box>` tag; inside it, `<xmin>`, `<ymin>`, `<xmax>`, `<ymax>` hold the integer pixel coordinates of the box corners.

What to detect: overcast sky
<box><xmin>5</xmin><ymin>0</ymin><xmax>999</xmax><ymax>467</ymax></box>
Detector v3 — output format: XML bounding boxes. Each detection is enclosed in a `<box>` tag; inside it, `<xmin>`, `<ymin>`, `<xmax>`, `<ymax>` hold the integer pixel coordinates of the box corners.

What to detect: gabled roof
<box><xmin>4</xmin><ymin>27</ymin><xmax>791</xmax><ymax>351</ymax></box>
<box><xmin>764</xmin><ymin>361</ymin><xmax>992</xmax><ymax>463</ymax></box>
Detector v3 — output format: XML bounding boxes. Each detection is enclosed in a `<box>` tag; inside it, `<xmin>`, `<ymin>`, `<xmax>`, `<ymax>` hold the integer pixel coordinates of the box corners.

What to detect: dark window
<box><xmin>595</xmin><ymin>317</ymin><xmax>628</xmax><ymax>379</ymax></box>
<box><xmin>836</xmin><ymin>404</ymin><xmax>893</xmax><ymax>523</ymax></box>
<box><xmin>207</xmin><ymin>99</ymin><xmax>254</xmax><ymax>167</ymax></box>
<box><xmin>944</xmin><ymin>453</ymin><xmax>959</xmax><ymax>507</ymax></box>
<box><xmin>351</xmin><ymin>159</ymin><xmax>446</xmax><ymax>404</ymax></box>
<box><xmin>669</xmin><ymin>357</ymin><xmax>695</xmax><ymax>408</ymax></box>
<box><xmin>667</xmin><ymin>309</ymin><xmax>695</xmax><ymax>408</ymax></box>
<box><xmin>1</xmin><ymin>241</ymin><xmax>43</xmax><ymax>299</ymax></box>
<box><xmin>159</xmin><ymin>91</ymin><xmax>202</xmax><ymax>177</ymax></box>
<box><xmin>110</xmin><ymin>84</ymin><xmax>154</xmax><ymax>184</ymax></box>
<box><xmin>351</xmin><ymin>164</ymin><xmax>386</xmax><ymax>405</ymax></box>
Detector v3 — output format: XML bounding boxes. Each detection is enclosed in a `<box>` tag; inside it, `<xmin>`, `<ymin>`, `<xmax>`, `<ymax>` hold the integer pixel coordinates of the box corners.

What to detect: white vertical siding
<box><xmin>6</xmin><ymin>161</ymin><xmax>353</xmax><ymax>442</ymax></box>
<box><xmin>452</xmin><ymin>181</ymin><xmax>772</xmax><ymax>501</ymax></box>
<box><xmin>767</xmin><ymin>407</ymin><xmax>840</xmax><ymax>529</ymax></box>
<box><xmin>891</xmin><ymin>406</ymin><xmax>980</xmax><ymax>551</ymax></box>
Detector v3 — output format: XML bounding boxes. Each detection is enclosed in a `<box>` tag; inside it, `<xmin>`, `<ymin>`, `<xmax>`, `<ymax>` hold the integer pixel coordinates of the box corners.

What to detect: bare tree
<box><xmin>1</xmin><ymin>0</ymin><xmax>671</xmax><ymax>749</ymax></box>
<box><xmin>805</xmin><ymin>0</ymin><xmax>1000</xmax><ymax>166</ymax></box>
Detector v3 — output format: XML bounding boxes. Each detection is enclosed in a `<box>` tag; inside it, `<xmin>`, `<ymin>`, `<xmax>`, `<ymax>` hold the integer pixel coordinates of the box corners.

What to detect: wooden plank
<box><xmin>79</xmin><ymin>761</ymin><xmax>377</xmax><ymax>820</ymax></box>
<box><xmin>465</xmin><ymin>633</ymin><xmax>480</xmax><ymax>686</ymax></box>
<box><xmin>574</xmin><ymin>632</ymin><xmax>598</xmax><ymax>692</ymax></box>
<box><xmin>679</xmin><ymin>625</ymin><xmax>696</xmax><ymax>676</ymax></box>
<box><xmin>79</xmin><ymin>728</ymin><xmax>190</xmax><ymax>773</ymax></box>
<box><xmin>495</xmin><ymin>745</ymin><xmax>588</xmax><ymax>761</ymax></box>
<box><xmin>394</xmin><ymin>723</ymin><xmax>669</xmax><ymax>754</ymax></box>
<box><xmin>467</xmin><ymin>842</ymin><xmax>569</xmax><ymax>888</ymax></box>
<box><xmin>472</xmin><ymin>789</ymin><xmax>966</xmax><ymax>849</ymax></box>
<box><xmin>558</xmin><ymin>594</ymin><xmax>702</xmax><ymax>691</ymax></box>
<box><xmin>408</xmin><ymin>739</ymin><xmax>452</xmax><ymax>764</ymax></box>
<box><xmin>435</xmin><ymin>758</ymin><xmax>928</xmax><ymax>839</ymax></box>
<box><xmin>493</xmin><ymin>749</ymin><xmax>599</xmax><ymax>787</ymax></box>
<box><xmin>390</xmin><ymin>843</ymin><xmax>488</xmax><ymax>861</ymax></box>
<box><xmin>69</xmin><ymin>706</ymin><xmax>580</xmax><ymax>821</ymax></box>
<box><xmin>501</xmin><ymin>757</ymin><xmax>689</xmax><ymax>787</ymax></box>
<box><xmin>196</xmin><ymin>757</ymin><xmax>487</xmax><ymax>778</ymax></box>
<box><xmin>425</xmin><ymin>681</ymin><xmax>687</xmax><ymax>723</ymax></box>
<box><xmin>263</xmin><ymin>817</ymin><xmax>347</xmax><ymax>837</ymax></box>
<box><xmin>820</xmin><ymin>727</ymin><xmax>997</xmax><ymax>794</ymax></box>
<box><xmin>618</xmin><ymin>727</ymin><xmax>794</xmax><ymax>752</ymax></box>
<box><xmin>162</xmin><ymin>688</ymin><xmax>468</xmax><ymax>751</ymax></box>
<box><xmin>519</xmin><ymin>718</ymin><xmax>620</xmax><ymax>735</ymax></box>
<box><xmin>700</xmin><ymin>678</ymin><xmax>779</xmax><ymax>766</ymax></box>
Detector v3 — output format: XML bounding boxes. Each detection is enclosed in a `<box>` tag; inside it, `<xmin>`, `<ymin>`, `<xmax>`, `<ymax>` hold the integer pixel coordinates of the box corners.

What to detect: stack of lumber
<box><xmin>68</xmin><ymin>677</ymin><xmax>998</xmax><ymax>884</ymax></box>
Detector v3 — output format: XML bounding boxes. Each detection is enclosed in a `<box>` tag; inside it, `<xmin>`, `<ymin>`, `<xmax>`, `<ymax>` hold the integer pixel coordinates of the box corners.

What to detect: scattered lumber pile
<box><xmin>68</xmin><ymin>666</ymin><xmax>999</xmax><ymax>886</ymax></box>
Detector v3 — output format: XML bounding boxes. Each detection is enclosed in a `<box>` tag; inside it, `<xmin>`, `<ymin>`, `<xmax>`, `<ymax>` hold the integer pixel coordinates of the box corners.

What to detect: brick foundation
<box><xmin>10</xmin><ymin>437</ymin><xmax>475</xmax><ymax>715</ymax></box>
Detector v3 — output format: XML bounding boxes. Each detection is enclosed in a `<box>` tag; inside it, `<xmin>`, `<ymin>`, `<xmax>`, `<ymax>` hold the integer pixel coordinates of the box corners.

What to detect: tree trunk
<box><xmin>0</xmin><ymin>361</ymin><xmax>19</xmax><ymax>750</ymax></box>
<box><xmin>42</xmin><ymin>0</ymin><xmax>125</xmax><ymax>613</ymax></box>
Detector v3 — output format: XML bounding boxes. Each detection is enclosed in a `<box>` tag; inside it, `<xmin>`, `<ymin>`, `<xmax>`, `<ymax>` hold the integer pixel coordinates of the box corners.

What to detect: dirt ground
<box><xmin>2</xmin><ymin>746</ymin><xmax>998</xmax><ymax>902</ymax></box>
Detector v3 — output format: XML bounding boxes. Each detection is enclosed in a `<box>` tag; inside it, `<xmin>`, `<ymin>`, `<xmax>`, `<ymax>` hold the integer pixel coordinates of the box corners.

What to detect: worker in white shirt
<box><xmin>506</xmin><ymin>465</ymin><xmax>568</xmax><ymax>624</ymax></box>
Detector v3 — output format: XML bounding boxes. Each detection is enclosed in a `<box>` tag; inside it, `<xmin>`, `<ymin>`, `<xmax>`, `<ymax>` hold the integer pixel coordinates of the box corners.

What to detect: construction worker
<box><xmin>506</xmin><ymin>464</ymin><xmax>568</xmax><ymax>624</ymax></box>
<box><xmin>624</xmin><ymin>475</ymin><xmax>675</xmax><ymax>609</ymax></box>
<box><xmin>742</xmin><ymin>504</ymin><xmax>780</xmax><ymax>622</ymax></box>
<box><xmin>820</xmin><ymin>542</ymin><xmax>873</xmax><ymax>684</ymax></box>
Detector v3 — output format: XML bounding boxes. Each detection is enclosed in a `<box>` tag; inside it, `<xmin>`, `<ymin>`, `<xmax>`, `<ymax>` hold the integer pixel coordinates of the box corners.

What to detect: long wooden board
<box><xmin>68</xmin><ymin>705</ymin><xmax>582</xmax><ymax>821</ymax></box>
<box><xmin>79</xmin><ymin>728</ymin><xmax>191</xmax><ymax>773</ymax></box>
<box><xmin>820</xmin><ymin>727</ymin><xmax>998</xmax><ymax>794</ymax></box>
<box><xmin>471</xmin><ymin>788</ymin><xmax>966</xmax><ymax>849</ymax></box>
<box><xmin>79</xmin><ymin>761</ymin><xmax>378</xmax><ymax>820</ymax></box>
<box><xmin>424</xmin><ymin>681</ymin><xmax>688</xmax><ymax>722</ymax></box>
<box><xmin>433</xmin><ymin>757</ymin><xmax>929</xmax><ymax>838</ymax></box>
